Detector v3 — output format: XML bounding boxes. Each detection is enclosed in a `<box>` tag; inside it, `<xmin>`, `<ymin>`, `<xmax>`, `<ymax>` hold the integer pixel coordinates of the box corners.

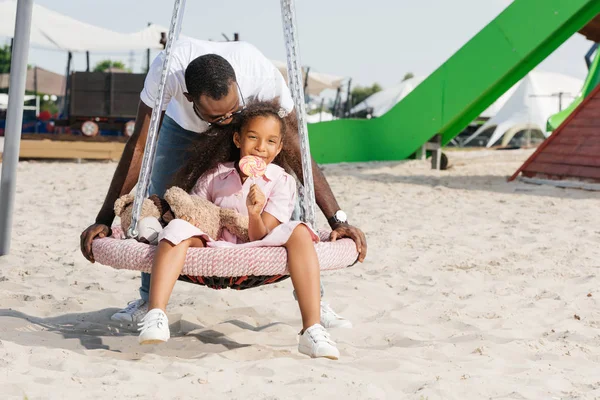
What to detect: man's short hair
<box><xmin>185</xmin><ymin>54</ymin><xmax>237</xmax><ymax>100</ymax></box>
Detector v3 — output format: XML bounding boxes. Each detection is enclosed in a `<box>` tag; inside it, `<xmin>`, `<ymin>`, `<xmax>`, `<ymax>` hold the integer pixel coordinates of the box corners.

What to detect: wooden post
<box><xmin>422</xmin><ymin>133</ymin><xmax>442</xmax><ymax>170</ymax></box>
<box><xmin>431</xmin><ymin>134</ymin><xmax>442</xmax><ymax>170</ymax></box>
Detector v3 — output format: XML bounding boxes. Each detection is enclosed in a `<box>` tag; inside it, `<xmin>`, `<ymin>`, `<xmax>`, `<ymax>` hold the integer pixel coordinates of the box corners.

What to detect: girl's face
<box><xmin>234</xmin><ymin>115</ymin><xmax>283</xmax><ymax>168</ymax></box>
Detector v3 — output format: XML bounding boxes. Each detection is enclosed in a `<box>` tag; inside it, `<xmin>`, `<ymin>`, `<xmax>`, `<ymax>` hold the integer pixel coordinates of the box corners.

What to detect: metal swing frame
<box><xmin>127</xmin><ymin>0</ymin><xmax>317</xmax><ymax>239</ymax></box>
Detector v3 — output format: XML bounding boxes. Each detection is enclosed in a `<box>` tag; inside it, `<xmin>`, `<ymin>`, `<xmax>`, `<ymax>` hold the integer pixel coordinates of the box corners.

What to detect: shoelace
<box><xmin>121</xmin><ymin>299</ymin><xmax>145</xmax><ymax>313</ymax></box>
<box><xmin>320</xmin><ymin>303</ymin><xmax>343</xmax><ymax>319</ymax></box>
<box><xmin>137</xmin><ymin>311</ymin><xmax>167</xmax><ymax>332</ymax></box>
<box><xmin>306</xmin><ymin>325</ymin><xmax>336</xmax><ymax>345</ymax></box>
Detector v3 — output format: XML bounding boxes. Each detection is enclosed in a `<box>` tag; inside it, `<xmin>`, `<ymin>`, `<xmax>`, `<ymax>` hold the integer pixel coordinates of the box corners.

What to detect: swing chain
<box><xmin>280</xmin><ymin>0</ymin><xmax>317</xmax><ymax>229</ymax></box>
<box><xmin>127</xmin><ymin>0</ymin><xmax>187</xmax><ymax>239</ymax></box>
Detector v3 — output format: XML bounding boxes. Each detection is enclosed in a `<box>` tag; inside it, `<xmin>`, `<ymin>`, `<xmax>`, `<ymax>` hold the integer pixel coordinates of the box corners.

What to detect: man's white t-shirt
<box><xmin>140</xmin><ymin>37</ymin><xmax>294</xmax><ymax>133</ymax></box>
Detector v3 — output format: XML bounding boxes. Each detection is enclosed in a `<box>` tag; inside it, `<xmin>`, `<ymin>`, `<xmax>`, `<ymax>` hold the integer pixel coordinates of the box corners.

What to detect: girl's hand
<box><xmin>246</xmin><ymin>184</ymin><xmax>266</xmax><ymax>216</ymax></box>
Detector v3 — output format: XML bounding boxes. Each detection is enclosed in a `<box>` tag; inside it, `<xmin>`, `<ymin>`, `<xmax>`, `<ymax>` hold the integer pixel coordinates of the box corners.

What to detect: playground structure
<box><xmin>507</xmin><ymin>14</ymin><xmax>600</xmax><ymax>187</ymax></box>
<box><xmin>307</xmin><ymin>0</ymin><xmax>600</xmax><ymax>165</ymax></box>
<box><xmin>546</xmin><ymin>43</ymin><xmax>600</xmax><ymax>132</ymax></box>
<box><xmin>509</xmin><ymin>83</ymin><xmax>600</xmax><ymax>187</ymax></box>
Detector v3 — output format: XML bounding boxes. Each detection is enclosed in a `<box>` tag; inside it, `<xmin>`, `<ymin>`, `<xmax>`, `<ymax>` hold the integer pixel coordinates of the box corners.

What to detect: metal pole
<box><xmin>559</xmin><ymin>92</ymin><xmax>563</xmax><ymax>111</ymax></box>
<box><xmin>86</xmin><ymin>51</ymin><xmax>90</xmax><ymax>72</ymax></box>
<box><xmin>127</xmin><ymin>0</ymin><xmax>187</xmax><ymax>238</ymax></box>
<box><xmin>280</xmin><ymin>0</ymin><xmax>316</xmax><ymax>228</ymax></box>
<box><xmin>146</xmin><ymin>22</ymin><xmax>151</xmax><ymax>72</ymax></box>
<box><xmin>303</xmin><ymin>66</ymin><xmax>310</xmax><ymax>103</ymax></box>
<box><xmin>331</xmin><ymin>86</ymin><xmax>341</xmax><ymax>118</ymax></box>
<box><xmin>345</xmin><ymin>78</ymin><xmax>352</xmax><ymax>117</ymax></box>
<box><xmin>8</xmin><ymin>38</ymin><xmax>13</xmax><ymax>74</ymax></box>
<box><xmin>33</xmin><ymin>66</ymin><xmax>37</xmax><ymax>96</ymax></box>
<box><xmin>0</xmin><ymin>0</ymin><xmax>34</xmax><ymax>255</ymax></box>
<box><xmin>65</xmin><ymin>52</ymin><xmax>72</xmax><ymax>119</ymax></box>
<box><xmin>34</xmin><ymin>66</ymin><xmax>38</xmax><ymax>132</ymax></box>
<box><xmin>319</xmin><ymin>98</ymin><xmax>324</xmax><ymax>122</ymax></box>
<box><xmin>585</xmin><ymin>43</ymin><xmax>598</xmax><ymax>70</ymax></box>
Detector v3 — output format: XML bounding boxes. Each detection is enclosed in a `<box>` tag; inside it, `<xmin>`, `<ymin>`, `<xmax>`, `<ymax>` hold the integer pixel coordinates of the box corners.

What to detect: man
<box><xmin>80</xmin><ymin>37</ymin><xmax>367</xmax><ymax>327</ymax></box>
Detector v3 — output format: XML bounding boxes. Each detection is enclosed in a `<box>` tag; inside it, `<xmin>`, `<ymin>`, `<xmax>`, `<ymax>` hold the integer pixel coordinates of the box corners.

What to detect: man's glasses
<box><xmin>193</xmin><ymin>82</ymin><xmax>246</xmax><ymax>127</ymax></box>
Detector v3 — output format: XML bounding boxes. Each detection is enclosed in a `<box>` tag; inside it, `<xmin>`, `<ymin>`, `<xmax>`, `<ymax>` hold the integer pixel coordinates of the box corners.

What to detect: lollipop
<box><xmin>239</xmin><ymin>155</ymin><xmax>267</xmax><ymax>183</ymax></box>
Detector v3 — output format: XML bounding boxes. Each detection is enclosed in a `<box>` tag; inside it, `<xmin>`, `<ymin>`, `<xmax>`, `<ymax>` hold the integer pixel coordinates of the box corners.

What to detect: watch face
<box><xmin>335</xmin><ymin>210</ymin><xmax>347</xmax><ymax>223</ymax></box>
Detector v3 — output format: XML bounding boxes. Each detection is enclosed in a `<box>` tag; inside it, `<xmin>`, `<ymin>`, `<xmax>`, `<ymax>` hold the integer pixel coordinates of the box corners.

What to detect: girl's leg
<box><xmin>284</xmin><ymin>225</ymin><xmax>321</xmax><ymax>330</ymax></box>
<box><xmin>286</xmin><ymin>225</ymin><xmax>339</xmax><ymax>359</ymax></box>
<box><xmin>148</xmin><ymin>236</ymin><xmax>205</xmax><ymax>312</ymax></box>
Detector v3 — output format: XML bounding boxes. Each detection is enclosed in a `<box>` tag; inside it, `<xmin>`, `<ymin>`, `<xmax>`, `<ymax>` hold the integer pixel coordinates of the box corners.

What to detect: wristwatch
<box><xmin>328</xmin><ymin>210</ymin><xmax>348</xmax><ymax>226</ymax></box>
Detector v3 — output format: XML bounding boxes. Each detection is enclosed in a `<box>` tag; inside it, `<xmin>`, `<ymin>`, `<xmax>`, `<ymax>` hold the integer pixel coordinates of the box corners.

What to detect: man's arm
<box><xmin>80</xmin><ymin>101</ymin><xmax>162</xmax><ymax>262</ymax></box>
<box><xmin>283</xmin><ymin>111</ymin><xmax>367</xmax><ymax>261</ymax></box>
<box><xmin>282</xmin><ymin>110</ymin><xmax>342</xmax><ymax>218</ymax></box>
<box><xmin>95</xmin><ymin>101</ymin><xmax>157</xmax><ymax>224</ymax></box>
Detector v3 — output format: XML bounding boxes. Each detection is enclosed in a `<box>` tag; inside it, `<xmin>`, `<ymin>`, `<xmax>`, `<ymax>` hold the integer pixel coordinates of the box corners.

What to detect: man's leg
<box><xmin>291</xmin><ymin>185</ymin><xmax>325</xmax><ymax>298</ymax></box>
<box><xmin>112</xmin><ymin>115</ymin><xmax>198</xmax><ymax>323</ymax></box>
<box><xmin>292</xmin><ymin>183</ymin><xmax>352</xmax><ymax>329</ymax></box>
<box><xmin>140</xmin><ymin>115</ymin><xmax>199</xmax><ymax>302</ymax></box>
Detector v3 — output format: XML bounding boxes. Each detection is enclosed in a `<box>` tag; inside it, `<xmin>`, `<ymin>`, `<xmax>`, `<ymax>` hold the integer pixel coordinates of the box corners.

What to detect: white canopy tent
<box><xmin>306</xmin><ymin>111</ymin><xmax>333</xmax><ymax>123</ymax></box>
<box><xmin>350</xmin><ymin>76</ymin><xmax>425</xmax><ymax>117</ymax></box>
<box><xmin>270</xmin><ymin>60</ymin><xmax>344</xmax><ymax>96</ymax></box>
<box><xmin>479</xmin><ymin>83</ymin><xmax>519</xmax><ymax>119</ymax></box>
<box><xmin>128</xmin><ymin>23</ymin><xmax>170</xmax><ymax>50</ymax></box>
<box><xmin>464</xmin><ymin>70</ymin><xmax>583</xmax><ymax>147</ymax></box>
<box><xmin>0</xmin><ymin>0</ymin><xmax>154</xmax><ymax>52</ymax></box>
<box><xmin>0</xmin><ymin>93</ymin><xmax>36</xmax><ymax>108</ymax></box>
<box><xmin>351</xmin><ymin>75</ymin><xmax>518</xmax><ymax>119</ymax></box>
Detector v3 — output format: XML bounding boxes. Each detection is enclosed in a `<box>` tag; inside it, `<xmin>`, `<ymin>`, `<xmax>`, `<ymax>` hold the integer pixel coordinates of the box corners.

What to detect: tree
<box><xmin>0</xmin><ymin>44</ymin><xmax>11</xmax><ymax>74</ymax></box>
<box><xmin>350</xmin><ymin>83</ymin><xmax>382</xmax><ymax>108</ymax></box>
<box><xmin>402</xmin><ymin>72</ymin><xmax>415</xmax><ymax>82</ymax></box>
<box><xmin>93</xmin><ymin>59</ymin><xmax>130</xmax><ymax>73</ymax></box>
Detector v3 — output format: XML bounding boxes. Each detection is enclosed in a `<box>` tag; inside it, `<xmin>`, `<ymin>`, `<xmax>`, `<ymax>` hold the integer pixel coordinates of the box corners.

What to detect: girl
<box><xmin>137</xmin><ymin>101</ymin><xmax>339</xmax><ymax>360</ymax></box>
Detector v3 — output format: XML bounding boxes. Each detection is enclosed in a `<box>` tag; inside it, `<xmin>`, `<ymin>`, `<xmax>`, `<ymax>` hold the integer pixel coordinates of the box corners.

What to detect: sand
<box><xmin>0</xmin><ymin>149</ymin><xmax>599</xmax><ymax>399</ymax></box>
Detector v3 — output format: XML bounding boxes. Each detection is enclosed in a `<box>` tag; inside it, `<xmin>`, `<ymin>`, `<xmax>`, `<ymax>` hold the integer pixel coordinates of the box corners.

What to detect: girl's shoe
<box><xmin>298</xmin><ymin>323</ymin><xmax>339</xmax><ymax>360</ymax></box>
<box><xmin>111</xmin><ymin>298</ymin><xmax>148</xmax><ymax>324</ymax></box>
<box><xmin>320</xmin><ymin>301</ymin><xmax>352</xmax><ymax>329</ymax></box>
<box><xmin>137</xmin><ymin>217</ymin><xmax>163</xmax><ymax>245</ymax></box>
<box><xmin>138</xmin><ymin>308</ymin><xmax>170</xmax><ymax>344</ymax></box>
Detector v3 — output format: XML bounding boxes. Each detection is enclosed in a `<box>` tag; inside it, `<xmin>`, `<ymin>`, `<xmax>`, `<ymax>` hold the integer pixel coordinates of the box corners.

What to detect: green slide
<box><xmin>546</xmin><ymin>48</ymin><xmax>600</xmax><ymax>131</ymax></box>
<box><xmin>308</xmin><ymin>0</ymin><xmax>600</xmax><ymax>164</ymax></box>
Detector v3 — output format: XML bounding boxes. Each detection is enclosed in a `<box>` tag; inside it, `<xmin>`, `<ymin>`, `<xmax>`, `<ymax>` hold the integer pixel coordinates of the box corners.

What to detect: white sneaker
<box><xmin>110</xmin><ymin>299</ymin><xmax>148</xmax><ymax>324</ymax></box>
<box><xmin>138</xmin><ymin>308</ymin><xmax>170</xmax><ymax>345</ymax></box>
<box><xmin>298</xmin><ymin>323</ymin><xmax>339</xmax><ymax>360</ymax></box>
<box><xmin>137</xmin><ymin>216</ymin><xmax>163</xmax><ymax>245</ymax></box>
<box><xmin>320</xmin><ymin>302</ymin><xmax>352</xmax><ymax>329</ymax></box>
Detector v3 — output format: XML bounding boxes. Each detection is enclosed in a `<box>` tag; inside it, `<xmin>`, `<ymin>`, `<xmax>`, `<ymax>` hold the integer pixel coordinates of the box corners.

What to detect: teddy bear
<box><xmin>114</xmin><ymin>186</ymin><xmax>249</xmax><ymax>243</ymax></box>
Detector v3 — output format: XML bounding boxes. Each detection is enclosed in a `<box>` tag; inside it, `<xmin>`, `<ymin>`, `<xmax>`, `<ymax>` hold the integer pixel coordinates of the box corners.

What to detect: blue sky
<box><xmin>1</xmin><ymin>0</ymin><xmax>594</xmax><ymax>89</ymax></box>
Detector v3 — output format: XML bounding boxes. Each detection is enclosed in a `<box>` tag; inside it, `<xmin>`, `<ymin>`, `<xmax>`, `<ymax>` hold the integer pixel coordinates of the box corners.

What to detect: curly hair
<box><xmin>170</xmin><ymin>100</ymin><xmax>289</xmax><ymax>192</ymax></box>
